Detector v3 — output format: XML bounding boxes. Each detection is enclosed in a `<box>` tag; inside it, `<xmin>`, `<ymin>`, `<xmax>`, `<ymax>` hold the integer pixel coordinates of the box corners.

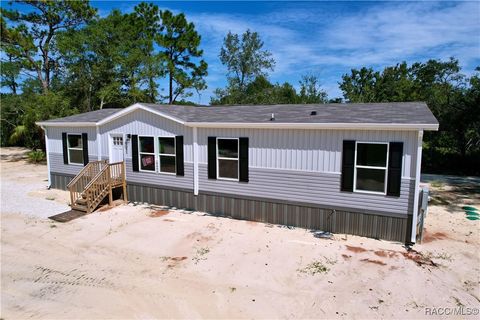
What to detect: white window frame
<box><xmin>216</xmin><ymin>137</ymin><xmax>239</xmax><ymax>181</ymax></box>
<box><xmin>353</xmin><ymin>141</ymin><xmax>389</xmax><ymax>195</ymax></box>
<box><xmin>158</xmin><ymin>136</ymin><xmax>176</xmax><ymax>175</ymax></box>
<box><xmin>138</xmin><ymin>135</ymin><xmax>156</xmax><ymax>173</ymax></box>
<box><xmin>67</xmin><ymin>133</ymin><xmax>83</xmax><ymax>166</ymax></box>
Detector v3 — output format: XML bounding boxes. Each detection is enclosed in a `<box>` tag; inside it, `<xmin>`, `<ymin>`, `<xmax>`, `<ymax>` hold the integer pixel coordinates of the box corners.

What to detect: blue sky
<box><xmin>8</xmin><ymin>1</ymin><xmax>480</xmax><ymax>104</ymax></box>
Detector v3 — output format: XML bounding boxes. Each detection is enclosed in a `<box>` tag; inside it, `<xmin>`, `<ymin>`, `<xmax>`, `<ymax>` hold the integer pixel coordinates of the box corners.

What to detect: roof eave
<box><xmin>35</xmin><ymin>121</ymin><xmax>97</xmax><ymax>127</ymax></box>
<box><xmin>35</xmin><ymin>120</ymin><xmax>439</xmax><ymax>131</ymax></box>
<box><xmin>185</xmin><ymin>122</ymin><xmax>439</xmax><ymax>131</ymax></box>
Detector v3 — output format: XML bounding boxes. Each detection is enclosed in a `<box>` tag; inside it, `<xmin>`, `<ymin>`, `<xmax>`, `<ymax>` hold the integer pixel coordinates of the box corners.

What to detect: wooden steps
<box><xmin>67</xmin><ymin>161</ymin><xmax>127</xmax><ymax>213</ymax></box>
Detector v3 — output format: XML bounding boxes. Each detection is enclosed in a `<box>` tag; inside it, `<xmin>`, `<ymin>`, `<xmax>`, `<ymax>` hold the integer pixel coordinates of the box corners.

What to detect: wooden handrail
<box><xmin>67</xmin><ymin>160</ymin><xmax>107</xmax><ymax>188</ymax></box>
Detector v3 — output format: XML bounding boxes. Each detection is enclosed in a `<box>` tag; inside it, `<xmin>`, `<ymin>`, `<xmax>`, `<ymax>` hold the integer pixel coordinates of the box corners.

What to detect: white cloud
<box><xmin>159</xmin><ymin>2</ymin><xmax>480</xmax><ymax>103</ymax></box>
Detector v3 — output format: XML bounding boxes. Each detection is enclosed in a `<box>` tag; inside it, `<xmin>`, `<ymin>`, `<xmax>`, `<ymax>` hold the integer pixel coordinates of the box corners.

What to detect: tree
<box><xmin>57</xmin><ymin>5</ymin><xmax>162</xmax><ymax>110</ymax></box>
<box><xmin>134</xmin><ymin>2</ymin><xmax>164</xmax><ymax>102</ymax></box>
<box><xmin>156</xmin><ymin>10</ymin><xmax>208</xmax><ymax>104</ymax></box>
<box><xmin>298</xmin><ymin>75</ymin><xmax>328</xmax><ymax>104</ymax></box>
<box><xmin>211</xmin><ymin>75</ymin><xmax>327</xmax><ymax>105</ymax></box>
<box><xmin>339</xmin><ymin>58</ymin><xmax>480</xmax><ymax>175</ymax></box>
<box><xmin>1</xmin><ymin>0</ymin><xmax>96</xmax><ymax>93</ymax></box>
<box><xmin>219</xmin><ymin>29</ymin><xmax>275</xmax><ymax>90</ymax></box>
<box><xmin>0</xmin><ymin>52</ymin><xmax>21</xmax><ymax>94</ymax></box>
<box><xmin>339</xmin><ymin>67</ymin><xmax>380</xmax><ymax>102</ymax></box>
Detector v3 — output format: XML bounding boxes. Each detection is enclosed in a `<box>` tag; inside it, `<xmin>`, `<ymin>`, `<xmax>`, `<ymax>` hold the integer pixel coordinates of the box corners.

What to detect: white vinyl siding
<box><xmin>98</xmin><ymin>109</ymin><xmax>192</xmax><ymax>162</ymax></box>
<box><xmin>197</xmin><ymin>128</ymin><xmax>417</xmax><ymax>179</ymax></box>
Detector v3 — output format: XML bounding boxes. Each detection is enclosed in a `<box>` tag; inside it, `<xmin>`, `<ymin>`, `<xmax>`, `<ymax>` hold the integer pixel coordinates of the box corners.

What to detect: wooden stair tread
<box><xmin>76</xmin><ymin>198</ymin><xmax>88</xmax><ymax>205</ymax></box>
<box><xmin>72</xmin><ymin>204</ymin><xmax>88</xmax><ymax>212</ymax></box>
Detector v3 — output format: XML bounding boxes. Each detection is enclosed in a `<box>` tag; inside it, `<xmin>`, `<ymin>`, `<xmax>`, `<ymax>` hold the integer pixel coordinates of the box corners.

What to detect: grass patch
<box><xmin>430</xmin><ymin>180</ymin><xmax>444</xmax><ymax>189</ymax></box>
<box><xmin>193</xmin><ymin>247</ymin><xmax>210</xmax><ymax>264</ymax></box>
<box><xmin>298</xmin><ymin>260</ymin><xmax>330</xmax><ymax>275</ymax></box>
<box><xmin>423</xmin><ymin>251</ymin><xmax>453</xmax><ymax>262</ymax></box>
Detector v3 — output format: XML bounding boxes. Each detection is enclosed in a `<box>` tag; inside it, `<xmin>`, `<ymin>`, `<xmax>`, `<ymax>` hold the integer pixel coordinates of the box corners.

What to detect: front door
<box><xmin>109</xmin><ymin>134</ymin><xmax>124</xmax><ymax>163</ymax></box>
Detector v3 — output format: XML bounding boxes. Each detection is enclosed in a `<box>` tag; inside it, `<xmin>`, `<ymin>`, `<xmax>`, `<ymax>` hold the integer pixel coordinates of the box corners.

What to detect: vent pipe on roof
<box><xmin>311</xmin><ymin>111</ymin><xmax>317</xmax><ymax>116</ymax></box>
<box><xmin>270</xmin><ymin>113</ymin><xmax>275</xmax><ymax>121</ymax></box>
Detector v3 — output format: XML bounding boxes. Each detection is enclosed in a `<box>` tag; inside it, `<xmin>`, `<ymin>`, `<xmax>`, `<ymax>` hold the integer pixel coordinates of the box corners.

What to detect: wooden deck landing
<box><xmin>49</xmin><ymin>210</ymin><xmax>88</xmax><ymax>223</ymax></box>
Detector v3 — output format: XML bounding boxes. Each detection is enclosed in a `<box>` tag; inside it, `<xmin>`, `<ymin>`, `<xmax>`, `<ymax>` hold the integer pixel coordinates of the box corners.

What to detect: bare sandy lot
<box><xmin>1</xmin><ymin>147</ymin><xmax>479</xmax><ymax>319</ymax></box>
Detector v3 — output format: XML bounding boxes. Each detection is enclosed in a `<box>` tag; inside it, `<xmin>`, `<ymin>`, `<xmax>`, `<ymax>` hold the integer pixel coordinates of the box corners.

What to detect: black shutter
<box><xmin>82</xmin><ymin>133</ymin><xmax>89</xmax><ymax>165</ymax></box>
<box><xmin>62</xmin><ymin>132</ymin><xmax>68</xmax><ymax>164</ymax></box>
<box><xmin>387</xmin><ymin>142</ymin><xmax>403</xmax><ymax>197</ymax></box>
<box><xmin>207</xmin><ymin>136</ymin><xmax>217</xmax><ymax>179</ymax></box>
<box><xmin>175</xmin><ymin>135</ymin><xmax>184</xmax><ymax>176</ymax></box>
<box><xmin>341</xmin><ymin>140</ymin><xmax>355</xmax><ymax>192</ymax></box>
<box><xmin>132</xmin><ymin>135</ymin><xmax>139</xmax><ymax>172</ymax></box>
<box><xmin>239</xmin><ymin>137</ymin><xmax>249</xmax><ymax>182</ymax></box>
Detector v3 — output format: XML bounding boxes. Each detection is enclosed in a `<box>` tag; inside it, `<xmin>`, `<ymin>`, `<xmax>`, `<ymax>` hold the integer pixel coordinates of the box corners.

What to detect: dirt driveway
<box><xmin>1</xmin><ymin>147</ymin><xmax>479</xmax><ymax>319</ymax></box>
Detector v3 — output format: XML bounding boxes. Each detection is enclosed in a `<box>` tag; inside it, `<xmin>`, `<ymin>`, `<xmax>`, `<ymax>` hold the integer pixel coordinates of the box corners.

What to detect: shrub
<box><xmin>27</xmin><ymin>150</ymin><xmax>46</xmax><ymax>163</ymax></box>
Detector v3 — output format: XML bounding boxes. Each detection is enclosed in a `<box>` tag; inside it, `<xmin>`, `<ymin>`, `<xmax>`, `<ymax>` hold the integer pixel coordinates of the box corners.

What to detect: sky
<box><xmin>7</xmin><ymin>1</ymin><xmax>480</xmax><ymax>104</ymax></box>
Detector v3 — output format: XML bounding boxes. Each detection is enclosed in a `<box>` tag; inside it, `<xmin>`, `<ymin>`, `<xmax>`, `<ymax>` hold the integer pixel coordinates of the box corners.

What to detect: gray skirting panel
<box><xmin>51</xmin><ymin>172</ymin><xmax>407</xmax><ymax>242</ymax></box>
<box><xmin>51</xmin><ymin>172</ymin><xmax>74</xmax><ymax>190</ymax></box>
<box><xmin>127</xmin><ymin>182</ymin><xmax>408</xmax><ymax>242</ymax></box>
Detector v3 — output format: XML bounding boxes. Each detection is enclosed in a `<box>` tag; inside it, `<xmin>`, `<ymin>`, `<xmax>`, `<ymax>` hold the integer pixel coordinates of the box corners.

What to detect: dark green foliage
<box><xmin>27</xmin><ymin>150</ymin><xmax>46</xmax><ymax>163</ymax></box>
<box><xmin>1</xmin><ymin>1</ymin><xmax>208</xmax><ymax>151</ymax></box>
<box><xmin>0</xmin><ymin>53</ymin><xmax>21</xmax><ymax>94</ymax></box>
<box><xmin>213</xmin><ymin>30</ymin><xmax>327</xmax><ymax>105</ymax></box>
<box><xmin>157</xmin><ymin>10</ymin><xmax>208</xmax><ymax>104</ymax></box>
<box><xmin>298</xmin><ymin>75</ymin><xmax>328</xmax><ymax>104</ymax></box>
<box><xmin>57</xmin><ymin>8</ymin><xmax>162</xmax><ymax>110</ymax></box>
<box><xmin>219</xmin><ymin>29</ymin><xmax>275</xmax><ymax>89</ymax></box>
<box><xmin>339</xmin><ymin>59</ymin><xmax>480</xmax><ymax>175</ymax></box>
<box><xmin>1</xmin><ymin>0</ymin><xmax>97</xmax><ymax>93</ymax></box>
<box><xmin>212</xmin><ymin>74</ymin><xmax>328</xmax><ymax>105</ymax></box>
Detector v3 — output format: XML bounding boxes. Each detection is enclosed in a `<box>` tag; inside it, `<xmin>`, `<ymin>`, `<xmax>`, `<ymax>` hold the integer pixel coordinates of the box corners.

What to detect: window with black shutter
<box><xmin>216</xmin><ymin>138</ymin><xmax>239</xmax><ymax>180</ymax></box>
<box><xmin>65</xmin><ymin>133</ymin><xmax>84</xmax><ymax>165</ymax></box>
<box><xmin>158</xmin><ymin>137</ymin><xmax>175</xmax><ymax>173</ymax></box>
<box><xmin>354</xmin><ymin>142</ymin><xmax>388</xmax><ymax>194</ymax></box>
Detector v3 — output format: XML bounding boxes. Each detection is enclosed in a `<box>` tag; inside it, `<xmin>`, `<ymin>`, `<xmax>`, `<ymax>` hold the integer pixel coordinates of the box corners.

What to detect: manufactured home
<box><xmin>37</xmin><ymin>102</ymin><xmax>438</xmax><ymax>243</ymax></box>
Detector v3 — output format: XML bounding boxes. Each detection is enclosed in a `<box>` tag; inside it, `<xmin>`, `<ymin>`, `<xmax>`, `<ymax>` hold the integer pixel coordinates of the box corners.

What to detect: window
<box><xmin>158</xmin><ymin>137</ymin><xmax>176</xmax><ymax>174</ymax></box>
<box><xmin>67</xmin><ymin>134</ymin><xmax>83</xmax><ymax>165</ymax></box>
<box><xmin>139</xmin><ymin>136</ymin><xmax>155</xmax><ymax>171</ymax></box>
<box><xmin>113</xmin><ymin>136</ymin><xmax>123</xmax><ymax>146</ymax></box>
<box><xmin>217</xmin><ymin>138</ymin><xmax>239</xmax><ymax>180</ymax></box>
<box><xmin>354</xmin><ymin>142</ymin><xmax>388</xmax><ymax>194</ymax></box>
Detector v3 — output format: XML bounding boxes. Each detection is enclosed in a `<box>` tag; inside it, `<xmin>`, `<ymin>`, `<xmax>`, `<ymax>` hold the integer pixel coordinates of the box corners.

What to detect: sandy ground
<box><xmin>1</xmin><ymin>147</ymin><xmax>479</xmax><ymax>319</ymax></box>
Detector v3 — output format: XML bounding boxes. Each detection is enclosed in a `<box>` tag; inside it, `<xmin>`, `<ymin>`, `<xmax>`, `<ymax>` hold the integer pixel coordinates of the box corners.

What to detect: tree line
<box><xmin>1</xmin><ymin>1</ymin><xmax>479</xmax><ymax>174</ymax></box>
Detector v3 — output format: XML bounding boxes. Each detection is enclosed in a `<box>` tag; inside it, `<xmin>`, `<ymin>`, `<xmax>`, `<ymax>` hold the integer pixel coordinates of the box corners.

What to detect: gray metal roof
<box><xmin>39</xmin><ymin>102</ymin><xmax>438</xmax><ymax>126</ymax></box>
<box><xmin>43</xmin><ymin>108</ymin><xmax>121</xmax><ymax>123</ymax></box>
<box><xmin>141</xmin><ymin>102</ymin><xmax>438</xmax><ymax>125</ymax></box>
